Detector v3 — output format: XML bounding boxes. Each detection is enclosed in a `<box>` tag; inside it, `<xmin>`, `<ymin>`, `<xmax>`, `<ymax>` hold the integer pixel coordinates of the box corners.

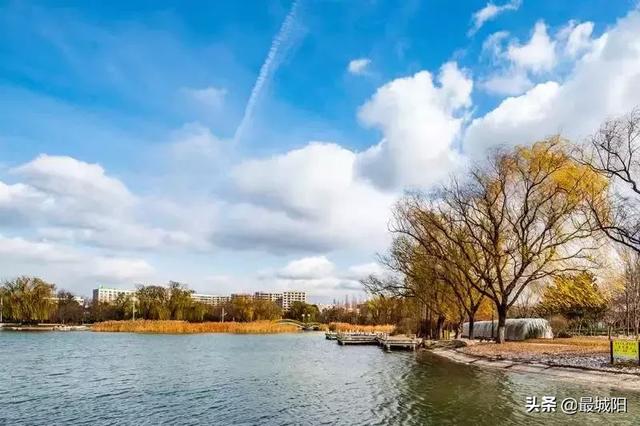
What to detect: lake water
<box><xmin>1</xmin><ymin>331</ymin><xmax>639</xmax><ymax>425</ymax></box>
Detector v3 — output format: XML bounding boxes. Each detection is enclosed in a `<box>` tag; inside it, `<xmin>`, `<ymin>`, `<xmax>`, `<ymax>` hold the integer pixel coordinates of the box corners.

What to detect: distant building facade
<box><xmin>281</xmin><ymin>291</ymin><xmax>307</xmax><ymax>311</ymax></box>
<box><xmin>92</xmin><ymin>286</ymin><xmax>307</xmax><ymax>311</ymax></box>
<box><xmin>92</xmin><ymin>286</ymin><xmax>136</xmax><ymax>303</ymax></box>
<box><xmin>254</xmin><ymin>292</ymin><xmax>282</xmax><ymax>303</ymax></box>
<box><xmin>191</xmin><ymin>294</ymin><xmax>230</xmax><ymax>305</ymax></box>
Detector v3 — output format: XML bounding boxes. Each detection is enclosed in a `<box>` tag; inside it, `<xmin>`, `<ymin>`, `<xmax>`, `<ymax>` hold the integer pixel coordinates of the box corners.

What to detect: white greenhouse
<box><xmin>461</xmin><ymin>318</ymin><xmax>554</xmax><ymax>341</ymax></box>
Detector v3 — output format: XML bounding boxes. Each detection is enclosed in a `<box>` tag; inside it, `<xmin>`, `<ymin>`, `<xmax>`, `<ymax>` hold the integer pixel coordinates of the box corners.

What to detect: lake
<box><xmin>1</xmin><ymin>331</ymin><xmax>638</xmax><ymax>425</ymax></box>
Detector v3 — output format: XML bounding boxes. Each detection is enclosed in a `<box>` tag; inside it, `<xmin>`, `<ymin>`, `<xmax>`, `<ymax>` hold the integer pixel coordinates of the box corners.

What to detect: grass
<box><xmin>91</xmin><ymin>320</ymin><xmax>300</xmax><ymax>334</ymax></box>
<box><xmin>328</xmin><ymin>322</ymin><xmax>395</xmax><ymax>333</ymax></box>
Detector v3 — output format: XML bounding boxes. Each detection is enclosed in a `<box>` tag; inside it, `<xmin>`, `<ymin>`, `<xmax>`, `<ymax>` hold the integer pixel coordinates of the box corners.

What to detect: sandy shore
<box><xmin>431</xmin><ymin>346</ymin><xmax>640</xmax><ymax>391</ymax></box>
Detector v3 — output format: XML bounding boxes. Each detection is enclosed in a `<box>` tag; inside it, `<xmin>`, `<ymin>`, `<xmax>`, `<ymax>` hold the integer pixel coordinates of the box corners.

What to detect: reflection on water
<box><xmin>0</xmin><ymin>332</ymin><xmax>638</xmax><ymax>425</ymax></box>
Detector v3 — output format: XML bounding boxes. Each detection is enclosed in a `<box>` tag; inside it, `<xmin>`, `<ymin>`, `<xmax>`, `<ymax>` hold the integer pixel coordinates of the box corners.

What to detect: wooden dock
<box><xmin>336</xmin><ymin>332</ymin><xmax>379</xmax><ymax>345</ymax></box>
<box><xmin>377</xmin><ymin>334</ymin><xmax>422</xmax><ymax>351</ymax></box>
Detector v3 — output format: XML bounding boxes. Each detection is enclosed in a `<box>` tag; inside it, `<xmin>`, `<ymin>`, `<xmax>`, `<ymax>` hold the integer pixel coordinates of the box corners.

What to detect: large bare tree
<box><xmin>405</xmin><ymin>138</ymin><xmax>603</xmax><ymax>343</ymax></box>
<box><xmin>580</xmin><ymin>109</ymin><xmax>640</xmax><ymax>252</ymax></box>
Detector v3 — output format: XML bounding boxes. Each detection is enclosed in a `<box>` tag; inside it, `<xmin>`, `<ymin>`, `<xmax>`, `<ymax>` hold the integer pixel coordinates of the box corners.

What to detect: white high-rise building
<box><xmin>281</xmin><ymin>291</ymin><xmax>307</xmax><ymax>311</ymax></box>
<box><xmin>92</xmin><ymin>286</ymin><xmax>136</xmax><ymax>303</ymax></box>
<box><xmin>191</xmin><ymin>294</ymin><xmax>230</xmax><ymax>305</ymax></box>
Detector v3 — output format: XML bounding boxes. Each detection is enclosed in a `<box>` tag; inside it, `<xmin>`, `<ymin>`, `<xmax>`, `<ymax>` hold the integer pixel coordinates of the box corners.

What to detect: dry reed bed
<box><xmin>92</xmin><ymin>320</ymin><xmax>300</xmax><ymax>334</ymax></box>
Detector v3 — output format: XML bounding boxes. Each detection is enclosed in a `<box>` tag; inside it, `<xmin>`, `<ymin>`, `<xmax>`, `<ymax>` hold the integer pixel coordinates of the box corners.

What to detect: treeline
<box><xmin>0</xmin><ymin>277</ymin><xmax>84</xmax><ymax>324</ymax></box>
<box><xmin>362</xmin><ymin>109</ymin><xmax>640</xmax><ymax>343</ymax></box>
<box><xmin>90</xmin><ymin>283</ymin><xmax>288</xmax><ymax>323</ymax></box>
<box><xmin>0</xmin><ymin>279</ymin><xmax>287</xmax><ymax>324</ymax></box>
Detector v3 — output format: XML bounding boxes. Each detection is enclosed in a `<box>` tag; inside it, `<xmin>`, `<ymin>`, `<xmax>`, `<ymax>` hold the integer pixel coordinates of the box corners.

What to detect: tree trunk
<box><xmin>496</xmin><ymin>305</ymin><xmax>507</xmax><ymax>344</ymax></box>
<box><xmin>468</xmin><ymin>315</ymin><xmax>475</xmax><ymax>340</ymax></box>
<box><xmin>436</xmin><ymin>316</ymin><xmax>445</xmax><ymax>340</ymax></box>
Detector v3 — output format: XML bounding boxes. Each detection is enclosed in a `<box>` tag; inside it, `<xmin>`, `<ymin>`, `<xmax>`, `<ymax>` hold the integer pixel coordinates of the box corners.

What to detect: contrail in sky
<box><xmin>234</xmin><ymin>1</ymin><xmax>300</xmax><ymax>143</ymax></box>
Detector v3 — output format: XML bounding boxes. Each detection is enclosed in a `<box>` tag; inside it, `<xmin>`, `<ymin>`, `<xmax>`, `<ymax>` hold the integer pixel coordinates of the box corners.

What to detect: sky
<box><xmin>1</xmin><ymin>0</ymin><xmax>639</xmax><ymax>302</ymax></box>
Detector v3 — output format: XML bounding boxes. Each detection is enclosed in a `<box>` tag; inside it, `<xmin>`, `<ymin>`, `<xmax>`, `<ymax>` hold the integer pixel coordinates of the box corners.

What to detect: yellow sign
<box><xmin>612</xmin><ymin>340</ymin><xmax>639</xmax><ymax>363</ymax></box>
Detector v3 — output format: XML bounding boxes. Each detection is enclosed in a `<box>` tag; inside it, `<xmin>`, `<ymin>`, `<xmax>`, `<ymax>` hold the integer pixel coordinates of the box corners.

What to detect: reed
<box><xmin>328</xmin><ymin>322</ymin><xmax>395</xmax><ymax>333</ymax></box>
<box><xmin>91</xmin><ymin>320</ymin><xmax>300</xmax><ymax>334</ymax></box>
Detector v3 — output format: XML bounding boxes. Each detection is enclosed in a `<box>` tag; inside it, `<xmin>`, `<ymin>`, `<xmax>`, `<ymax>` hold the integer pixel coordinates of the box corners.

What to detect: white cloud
<box><xmin>480</xmin><ymin>19</ymin><xmax>597</xmax><ymax>96</ymax></box>
<box><xmin>0</xmin><ymin>155</ymin><xmax>203</xmax><ymax>251</ymax></box>
<box><xmin>0</xmin><ymin>234</ymin><xmax>154</xmax><ymax>292</ymax></box>
<box><xmin>559</xmin><ymin>21</ymin><xmax>595</xmax><ymax>58</ymax></box>
<box><xmin>169</xmin><ymin>122</ymin><xmax>224</xmax><ymax>162</ymax></box>
<box><xmin>256</xmin><ymin>256</ymin><xmax>378</xmax><ymax>299</ymax></box>
<box><xmin>348</xmin><ymin>58</ymin><xmax>371</xmax><ymax>75</ymax></box>
<box><xmin>220</xmin><ymin>142</ymin><xmax>395</xmax><ymax>253</ymax></box>
<box><xmin>277</xmin><ymin>256</ymin><xmax>335</xmax><ymax>280</ymax></box>
<box><xmin>465</xmin><ymin>9</ymin><xmax>640</xmax><ymax>157</ymax></box>
<box><xmin>507</xmin><ymin>21</ymin><xmax>557</xmax><ymax>73</ymax></box>
<box><xmin>355</xmin><ymin>62</ymin><xmax>472</xmax><ymax>189</ymax></box>
<box><xmin>469</xmin><ymin>0</ymin><xmax>521</xmax><ymax>35</ymax></box>
<box><xmin>183</xmin><ymin>86</ymin><xmax>227</xmax><ymax>109</ymax></box>
<box><xmin>12</xmin><ymin>154</ymin><xmax>133</xmax><ymax>209</ymax></box>
<box><xmin>481</xmin><ymin>69</ymin><xmax>532</xmax><ymax>95</ymax></box>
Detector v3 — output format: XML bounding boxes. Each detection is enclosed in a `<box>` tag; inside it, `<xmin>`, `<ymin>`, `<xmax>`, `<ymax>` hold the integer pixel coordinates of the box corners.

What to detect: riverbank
<box><xmin>430</xmin><ymin>337</ymin><xmax>640</xmax><ymax>391</ymax></box>
<box><xmin>92</xmin><ymin>320</ymin><xmax>301</xmax><ymax>334</ymax></box>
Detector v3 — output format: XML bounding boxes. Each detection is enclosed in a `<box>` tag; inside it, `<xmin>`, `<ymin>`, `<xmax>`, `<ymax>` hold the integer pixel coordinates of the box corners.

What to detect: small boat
<box><xmin>325</xmin><ymin>331</ymin><xmax>338</xmax><ymax>340</ymax></box>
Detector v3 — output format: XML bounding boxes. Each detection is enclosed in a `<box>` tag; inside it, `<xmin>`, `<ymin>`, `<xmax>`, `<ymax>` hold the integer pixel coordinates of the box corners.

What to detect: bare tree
<box><xmin>389</xmin><ymin>195</ymin><xmax>487</xmax><ymax>339</ymax></box>
<box><xmin>427</xmin><ymin>138</ymin><xmax>600</xmax><ymax>342</ymax></box>
<box><xmin>580</xmin><ymin>109</ymin><xmax>640</xmax><ymax>252</ymax></box>
<box><xmin>362</xmin><ymin>236</ymin><xmax>461</xmax><ymax>339</ymax></box>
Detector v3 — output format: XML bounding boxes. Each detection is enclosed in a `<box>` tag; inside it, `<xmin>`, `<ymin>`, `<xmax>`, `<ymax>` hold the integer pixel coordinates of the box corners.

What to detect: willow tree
<box><xmin>389</xmin><ymin>198</ymin><xmax>487</xmax><ymax>339</ymax></box>
<box><xmin>364</xmin><ymin>235</ymin><xmax>462</xmax><ymax>338</ymax></box>
<box><xmin>433</xmin><ymin>138</ymin><xmax>606</xmax><ymax>343</ymax></box>
<box><xmin>536</xmin><ymin>271</ymin><xmax>607</xmax><ymax>331</ymax></box>
<box><xmin>1</xmin><ymin>276</ymin><xmax>56</xmax><ymax>323</ymax></box>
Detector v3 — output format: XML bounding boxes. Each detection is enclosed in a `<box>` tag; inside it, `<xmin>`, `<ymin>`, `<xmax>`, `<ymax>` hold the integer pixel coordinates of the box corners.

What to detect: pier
<box><xmin>336</xmin><ymin>332</ymin><xmax>379</xmax><ymax>345</ymax></box>
<box><xmin>377</xmin><ymin>334</ymin><xmax>421</xmax><ymax>351</ymax></box>
<box><xmin>331</xmin><ymin>332</ymin><xmax>422</xmax><ymax>351</ymax></box>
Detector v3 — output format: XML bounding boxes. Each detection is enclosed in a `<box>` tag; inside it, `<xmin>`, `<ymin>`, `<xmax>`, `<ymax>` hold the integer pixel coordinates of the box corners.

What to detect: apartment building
<box><xmin>92</xmin><ymin>286</ymin><xmax>136</xmax><ymax>303</ymax></box>
<box><xmin>92</xmin><ymin>286</ymin><xmax>307</xmax><ymax>311</ymax></box>
<box><xmin>253</xmin><ymin>292</ymin><xmax>282</xmax><ymax>303</ymax></box>
<box><xmin>191</xmin><ymin>293</ymin><xmax>230</xmax><ymax>305</ymax></box>
<box><xmin>281</xmin><ymin>291</ymin><xmax>307</xmax><ymax>311</ymax></box>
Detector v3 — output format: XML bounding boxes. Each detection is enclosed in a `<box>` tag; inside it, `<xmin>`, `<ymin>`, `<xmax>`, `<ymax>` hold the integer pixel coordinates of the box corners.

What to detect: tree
<box><xmin>537</xmin><ymin>272</ymin><xmax>607</xmax><ymax>331</ymax></box>
<box><xmin>457</xmin><ymin>139</ymin><xmax>603</xmax><ymax>341</ymax></box>
<box><xmin>285</xmin><ymin>302</ymin><xmax>319</xmax><ymax>322</ymax></box>
<box><xmin>137</xmin><ymin>285</ymin><xmax>171</xmax><ymax>320</ymax></box>
<box><xmin>413</xmin><ymin>138</ymin><xmax>604</xmax><ymax>342</ymax></box>
<box><xmin>113</xmin><ymin>293</ymin><xmax>136</xmax><ymax>320</ymax></box>
<box><xmin>253</xmin><ymin>299</ymin><xmax>282</xmax><ymax>320</ymax></box>
<box><xmin>54</xmin><ymin>291</ymin><xmax>84</xmax><ymax>324</ymax></box>
<box><xmin>1</xmin><ymin>276</ymin><xmax>56</xmax><ymax>323</ymax></box>
<box><xmin>580</xmin><ymin>109</ymin><xmax>640</xmax><ymax>252</ymax></box>
<box><xmin>387</xmin><ymin>199</ymin><xmax>487</xmax><ymax>339</ymax></box>
<box><xmin>167</xmin><ymin>281</ymin><xmax>194</xmax><ymax>320</ymax></box>
<box><xmin>363</xmin><ymin>236</ymin><xmax>463</xmax><ymax>339</ymax></box>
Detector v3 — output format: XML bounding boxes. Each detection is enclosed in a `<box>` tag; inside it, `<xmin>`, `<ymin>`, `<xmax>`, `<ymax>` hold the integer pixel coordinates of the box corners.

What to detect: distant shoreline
<box><xmin>91</xmin><ymin>320</ymin><xmax>304</xmax><ymax>334</ymax></box>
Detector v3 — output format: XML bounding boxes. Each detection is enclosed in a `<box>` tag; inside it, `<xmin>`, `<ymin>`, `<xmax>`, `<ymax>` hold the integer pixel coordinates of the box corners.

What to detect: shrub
<box><xmin>548</xmin><ymin>314</ymin><xmax>569</xmax><ymax>335</ymax></box>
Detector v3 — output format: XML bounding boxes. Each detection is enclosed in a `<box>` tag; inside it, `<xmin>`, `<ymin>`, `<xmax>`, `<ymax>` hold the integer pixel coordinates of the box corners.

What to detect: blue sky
<box><xmin>1</xmin><ymin>0</ymin><xmax>639</xmax><ymax>302</ymax></box>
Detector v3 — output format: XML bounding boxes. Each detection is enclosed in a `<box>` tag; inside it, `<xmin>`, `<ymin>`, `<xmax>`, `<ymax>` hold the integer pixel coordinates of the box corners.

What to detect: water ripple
<box><xmin>1</xmin><ymin>332</ymin><xmax>639</xmax><ymax>425</ymax></box>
